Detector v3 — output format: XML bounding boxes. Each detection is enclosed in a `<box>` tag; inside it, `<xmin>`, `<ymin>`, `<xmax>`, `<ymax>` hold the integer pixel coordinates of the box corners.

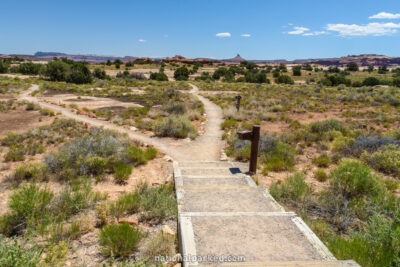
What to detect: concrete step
<box><xmin>180</xmin><ymin>167</ymin><xmax>244</xmax><ymax>176</ymax></box>
<box><xmin>178</xmin><ymin>161</ymin><xmax>236</xmax><ymax>168</ymax></box>
<box><xmin>178</xmin><ymin>187</ymin><xmax>283</xmax><ymax>212</ymax></box>
<box><xmin>173</xmin><ymin>161</ymin><xmax>360</xmax><ymax>267</ymax></box>
<box><xmin>217</xmin><ymin>260</ymin><xmax>359</xmax><ymax>267</ymax></box>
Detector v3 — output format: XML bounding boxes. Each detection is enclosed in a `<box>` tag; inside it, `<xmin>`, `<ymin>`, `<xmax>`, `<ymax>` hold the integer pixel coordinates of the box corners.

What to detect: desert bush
<box><xmin>161</xmin><ymin>101</ymin><xmax>186</xmax><ymax>115</ymax></box>
<box><xmin>313</xmin><ymin>155</ymin><xmax>332</xmax><ymax>167</ymax></box>
<box><xmin>315</xmin><ymin>168</ymin><xmax>328</xmax><ymax>182</ymax></box>
<box><xmin>309</xmin><ymin>119</ymin><xmax>348</xmax><ymax>137</ymax></box>
<box><xmin>0</xmin><ymin>235</ymin><xmax>42</xmax><ymax>266</ymax></box>
<box><xmin>14</xmin><ymin>161</ymin><xmax>49</xmax><ymax>183</ymax></box>
<box><xmin>174</xmin><ymin>66</ymin><xmax>189</xmax><ymax>81</ymax></box>
<box><xmin>261</xmin><ymin>139</ymin><xmax>296</xmax><ymax>172</ymax></box>
<box><xmin>99</xmin><ymin>223</ymin><xmax>142</xmax><ymax>257</ymax></box>
<box><xmin>153</xmin><ymin>116</ymin><xmax>197</xmax><ymax>139</ymax></box>
<box><xmin>45</xmin><ymin>128</ymin><xmax>128</xmax><ymax>177</ymax></box>
<box><xmin>0</xmin><ymin>184</ymin><xmax>54</xmax><ymax>236</ymax></box>
<box><xmin>270</xmin><ymin>172</ymin><xmax>312</xmax><ymax>206</ymax></box>
<box><xmin>351</xmin><ymin>137</ymin><xmax>400</xmax><ymax>156</ymax></box>
<box><xmin>143</xmin><ymin>231</ymin><xmax>176</xmax><ymax>261</ymax></box>
<box><xmin>124</xmin><ymin>146</ymin><xmax>156</xmax><ymax>166</ymax></box>
<box><xmin>361</xmin><ymin>144</ymin><xmax>400</xmax><ymax>176</ymax></box>
<box><xmin>221</xmin><ymin>119</ymin><xmax>238</xmax><ymax>129</ymax></box>
<box><xmin>110</xmin><ymin>192</ymin><xmax>141</xmax><ymax>220</ymax></box>
<box><xmin>275</xmin><ymin>75</ymin><xmax>294</xmax><ymax>84</ymax></box>
<box><xmin>4</xmin><ymin>145</ymin><xmax>25</xmax><ymax>162</ymax></box>
<box><xmin>54</xmin><ymin>180</ymin><xmax>100</xmax><ymax>219</ymax></box>
<box><xmin>330</xmin><ymin>159</ymin><xmax>383</xmax><ymax>199</ymax></box>
<box><xmin>139</xmin><ymin>183</ymin><xmax>177</xmax><ymax>223</ymax></box>
<box><xmin>113</xmin><ymin>162</ymin><xmax>133</xmax><ymax>183</ymax></box>
<box><xmin>328</xmin><ymin>213</ymin><xmax>400</xmax><ymax>267</ymax></box>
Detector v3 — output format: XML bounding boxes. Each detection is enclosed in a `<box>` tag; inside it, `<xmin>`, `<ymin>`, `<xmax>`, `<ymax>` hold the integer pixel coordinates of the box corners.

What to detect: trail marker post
<box><xmin>235</xmin><ymin>95</ymin><xmax>242</xmax><ymax>112</ymax></box>
<box><xmin>237</xmin><ymin>125</ymin><xmax>260</xmax><ymax>174</ymax></box>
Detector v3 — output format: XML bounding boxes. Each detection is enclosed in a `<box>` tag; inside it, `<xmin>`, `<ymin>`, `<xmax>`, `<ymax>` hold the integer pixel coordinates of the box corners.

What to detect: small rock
<box><xmin>118</xmin><ymin>218</ymin><xmax>139</xmax><ymax>225</ymax></box>
<box><xmin>163</xmin><ymin>155</ymin><xmax>173</xmax><ymax>162</ymax></box>
<box><xmin>220</xmin><ymin>152</ymin><xmax>228</xmax><ymax>161</ymax></box>
<box><xmin>162</xmin><ymin>225</ymin><xmax>176</xmax><ymax>236</ymax></box>
<box><xmin>130</xmin><ymin>126</ymin><xmax>138</xmax><ymax>131</ymax></box>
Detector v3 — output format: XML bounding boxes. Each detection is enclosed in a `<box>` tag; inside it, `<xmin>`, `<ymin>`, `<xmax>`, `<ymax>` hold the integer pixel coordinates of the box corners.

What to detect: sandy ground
<box><xmin>38</xmin><ymin>93</ymin><xmax>143</xmax><ymax>110</ymax></box>
<box><xmin>0</xmin><ymin>108</ymin><xmax>54</xmax><ymax>137</ymax></box>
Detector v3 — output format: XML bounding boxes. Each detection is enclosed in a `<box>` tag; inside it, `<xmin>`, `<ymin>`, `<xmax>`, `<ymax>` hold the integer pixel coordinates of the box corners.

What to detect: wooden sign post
<box><xmin>237</xmin><ymin>125</ymin><xmax>260</xmax><ymax>174</ymax></box>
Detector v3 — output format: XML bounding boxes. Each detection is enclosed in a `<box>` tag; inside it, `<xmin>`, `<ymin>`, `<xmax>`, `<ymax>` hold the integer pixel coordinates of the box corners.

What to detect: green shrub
<box><xmin>313</xmin><ymin>155</ymin><xmax>332</xmax><ymax>167</ymax></box>
<box><xmin>330</xmin><ymin>159</ymin><xmax>383</xmax><ymax>199</ymax></box>
<box><xmin>125</xmin><ymin>146</ymin><xmax>147</xmax><ymax>165</ymax></box>
<box><xmin>262</xmin><ymin>142</ymin><xmax>296</xmax><ymax>172</ymax></box>
<box><xmin>315</xmin><ymin>168</ymin><xmax>328</xmax><ymax>182</ymax></box>
<box><xmin>0</xmin><ymin>184</ymin><xmax>53</xmax><ymax>235</ymax></box>
<box><xmin>86</xmin><ymin>156</ymin><xmax>107</xmax><ymax>175</ymax></box>
<box><xmin>4</xmin><ymin>145</ymin><xmax>25</xmax><ymax>162</ymax></box>
<box><xmin>161</xmin><ymin>101</ymin><xmax>186</xmax><ymax>115</ymax></box>
<box><xmin>55</xmin><ymin>181</ymin><xmax>98</xmax><ymax>218</ymax></box>
<box><xmin>270</xmin><ymin>172</ymin><xmax>312</xmax><ymax>204</ymax></box>
<box><xmin>153</xmin><ymin>116</ymin><xmax>197</xmax><ymax>139</ymax></box>
<box><xmin>221</xmin><ymin>119</ymin><xmax>238</xmax><ymax>129</ymax></box>
<box><xmin>110</xmin><ymin>192</ymin><xmax>141</xmax><ymax>219</ymax></box>
<box><xmin>143</xmin><ymin>231</ymin><xmax>176</xmax><ymax>261</ymax></box>
<box><xmin>327</xmin><ymin>213</ymin><xmax>400</xmax><ymax>267</ymax></box>
<box><xmin>113</xmin><ymin>163</ymin><xmax>133</xmax><ymax>183</ymax></box>
<box><xmin>309</xmin><ymin>119</ymin><xmax>347</xmax><ymax>136</ymax></box>
<box><xmin>14</xmin><ymin>161</ymin><xmax>49</xmax><ymax>183</ymax></box>
<box><xmin>0</xmin><ymin>235</ymin><xmax>42</xmax><ymax>267</ymax></box>
<box><xmin>361</xmin><ymin>145</ymin><xmax>400</xmax><ymax>176</ymax></box>
<box><xmin>39</xmin><ymin>108</ymin><xmax>54</xmax><ymax>116</ymax></box>
<box><xmin>139</xmin><ymin>183</ymin><xmax>177</xmax><ymax>223</ymax></box>
<box><xmin>144</xmin><ymin>147</ymin><xmax>158</xmax><ymax>161</ymax></box>
<box><xmin>45</xmin><ymin>128</ymin><xmax>127</xmax><ymax>178</ymax></box>
<box><xmin>99</xmin><ymin>223</ymin><xmax>142</xmax><ymax>257</ymax></box>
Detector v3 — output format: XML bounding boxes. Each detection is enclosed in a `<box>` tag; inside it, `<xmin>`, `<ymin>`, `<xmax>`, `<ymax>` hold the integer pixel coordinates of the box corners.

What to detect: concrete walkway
<box><xmin>174</xmin><ymin>161</ymin><xmax>359</xmax><ymax>267</ymax></box>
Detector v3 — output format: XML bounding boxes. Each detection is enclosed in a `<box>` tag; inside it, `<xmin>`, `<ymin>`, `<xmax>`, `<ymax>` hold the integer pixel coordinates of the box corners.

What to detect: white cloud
<box><xmin>138</xmin><ymin>39</ymin><xmax>146</xmax><ymax>42</ymax></box>
<box><xmin>303</xmin><ymin>31</ymin><xmax>327</xmax><ymax>36</ymax></box>
<box><xmin>216</xmin><ymin>32</ymin><xmax>231</xmax><ymax>37</ymax></box>
<box><xmin>240</xmin><ymin>34</ymin><xmax>251</xmax><ymax>37</ymax></box>
<box><xmin>369</xmin><ymin>12</ymin><xmax>400</xmax><ymax>19</ymax></box>
<box><xmin>326</xmin><ymin>22</ymin><xmax>400</xmax><ymax>36</ymax></box>
<box><xmin>288</xmin><ymin>26</ymin><xmax>309</xmax><ymax>35</ymax></box>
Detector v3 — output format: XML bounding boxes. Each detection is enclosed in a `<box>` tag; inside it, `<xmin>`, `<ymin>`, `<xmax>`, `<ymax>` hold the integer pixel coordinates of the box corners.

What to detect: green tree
<box><xmin>44</xmin><ymin>60</ymin><xmax>69</xmax><ymax>81</ymax></box>
<box><xmin>17</xmin><ymin>62</ymin><xmax>42</xmax><ymax>75</ymax></box>
<box><xmin>346</xmin><ymin>62</ymin><xmax>359</xmax><ymax>71</ymax></box>
<box><xmin>0</xmin><ymin>60</ymin><xmax>9</xmax><ymax>73</ymax></box>
<box><xmin>150</xmin><ymin>72</ymin><xmax>168</xmax><ymax>81</ymax></box>
<box><xmin>275</xmin><ymin>74</ymin><xmax>294</xmax><ymax>84</ymax></box>
<box><xmin>292</xmin><ymin>66</ymin><xmax>302</xmax><ymax>76</ymax></box>
<box><xmin>67</xmin><ymin>62</ymin><xmax>92</xmax><ymax>84</ymax></box>
<box><xmin>174</xmin><ymin>66</ymin><xmax>189</xmax><ymax>81</ymax></box>
<box><xmin>363</xmin><ymin>77</ymin><xmax>380</xmax><ymax>86</ymax></box>
<box><xmin>93</xmin><ymin>68</ymin><xmax>107</xmax><ymax>79</ymax></box>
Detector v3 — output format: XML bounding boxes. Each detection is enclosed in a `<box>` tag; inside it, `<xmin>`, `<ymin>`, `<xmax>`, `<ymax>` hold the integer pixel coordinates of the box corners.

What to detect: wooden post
<box><xmin>237</xmin><ymin>125</ymin><xmax>260</xmax><ymax>174</ymax></box>
<box><xmin>235</xmin><ymin>95</ymin><xmax>242</xmax><ymax>112</ymax></box>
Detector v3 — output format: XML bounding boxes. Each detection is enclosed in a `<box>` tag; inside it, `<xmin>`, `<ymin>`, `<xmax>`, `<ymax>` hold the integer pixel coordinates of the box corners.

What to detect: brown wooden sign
<box><xmin>238</xmin><ymin>125</ymin><xmax>260</xmax><ymax>174</ymax></box>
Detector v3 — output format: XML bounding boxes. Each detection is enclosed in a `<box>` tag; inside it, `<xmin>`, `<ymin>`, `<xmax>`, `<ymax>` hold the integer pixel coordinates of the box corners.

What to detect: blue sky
<box><xmin>1</xmin><ymin>0</ymin><xmax>400</xmax><ymax>60</ymax></box>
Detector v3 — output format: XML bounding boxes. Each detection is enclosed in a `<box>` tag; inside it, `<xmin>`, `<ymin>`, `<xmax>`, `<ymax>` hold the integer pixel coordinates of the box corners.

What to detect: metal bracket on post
<box><xmin>237</xmin><ymin>125</ymin><xmax>260</xmax><ymax>174</ymax></box>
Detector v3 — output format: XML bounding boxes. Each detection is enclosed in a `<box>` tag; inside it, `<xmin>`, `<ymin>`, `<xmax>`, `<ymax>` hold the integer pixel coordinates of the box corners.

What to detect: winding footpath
<box><xmin>20</xmin><ymin>83</ymin><xmax>358</xmax><ymax>266</ymax></box>
<box><xmin>20</xmin><ymin>83</ymin><xmax>223</xmax><ymax>161</ymax></box>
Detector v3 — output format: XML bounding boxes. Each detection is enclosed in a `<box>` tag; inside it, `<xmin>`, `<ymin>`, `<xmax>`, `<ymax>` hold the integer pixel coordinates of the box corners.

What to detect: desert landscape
<box><xmin>2</xmin><ymin>1</ymin><xmax>400</xmax><ymax>266</ymax></box>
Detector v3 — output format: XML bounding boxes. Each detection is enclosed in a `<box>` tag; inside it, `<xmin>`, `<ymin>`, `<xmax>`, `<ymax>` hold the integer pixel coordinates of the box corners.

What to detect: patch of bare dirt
<box><xmin>0</xmin><ymin>109</ymin><xmax>54</xmax><ymax>137</ymax></box>
<box><xmin>38</xmin><ymin>94</ymin><xmax>143</xmax><ymax>110</ymax></box>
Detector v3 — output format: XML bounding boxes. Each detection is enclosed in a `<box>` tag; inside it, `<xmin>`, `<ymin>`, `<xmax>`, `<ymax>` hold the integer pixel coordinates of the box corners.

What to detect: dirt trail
<box><xmin>20</xmin><ymin>84</ymin><xmax>223</xmax><ymax>161</ymax></box>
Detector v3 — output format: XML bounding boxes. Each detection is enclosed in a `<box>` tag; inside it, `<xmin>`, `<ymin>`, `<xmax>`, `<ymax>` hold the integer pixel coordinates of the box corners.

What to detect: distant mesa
<box><xmin>2</xmin><ymin>52</ymin><xmax>400</xmax><ymax>66</ymax></box>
